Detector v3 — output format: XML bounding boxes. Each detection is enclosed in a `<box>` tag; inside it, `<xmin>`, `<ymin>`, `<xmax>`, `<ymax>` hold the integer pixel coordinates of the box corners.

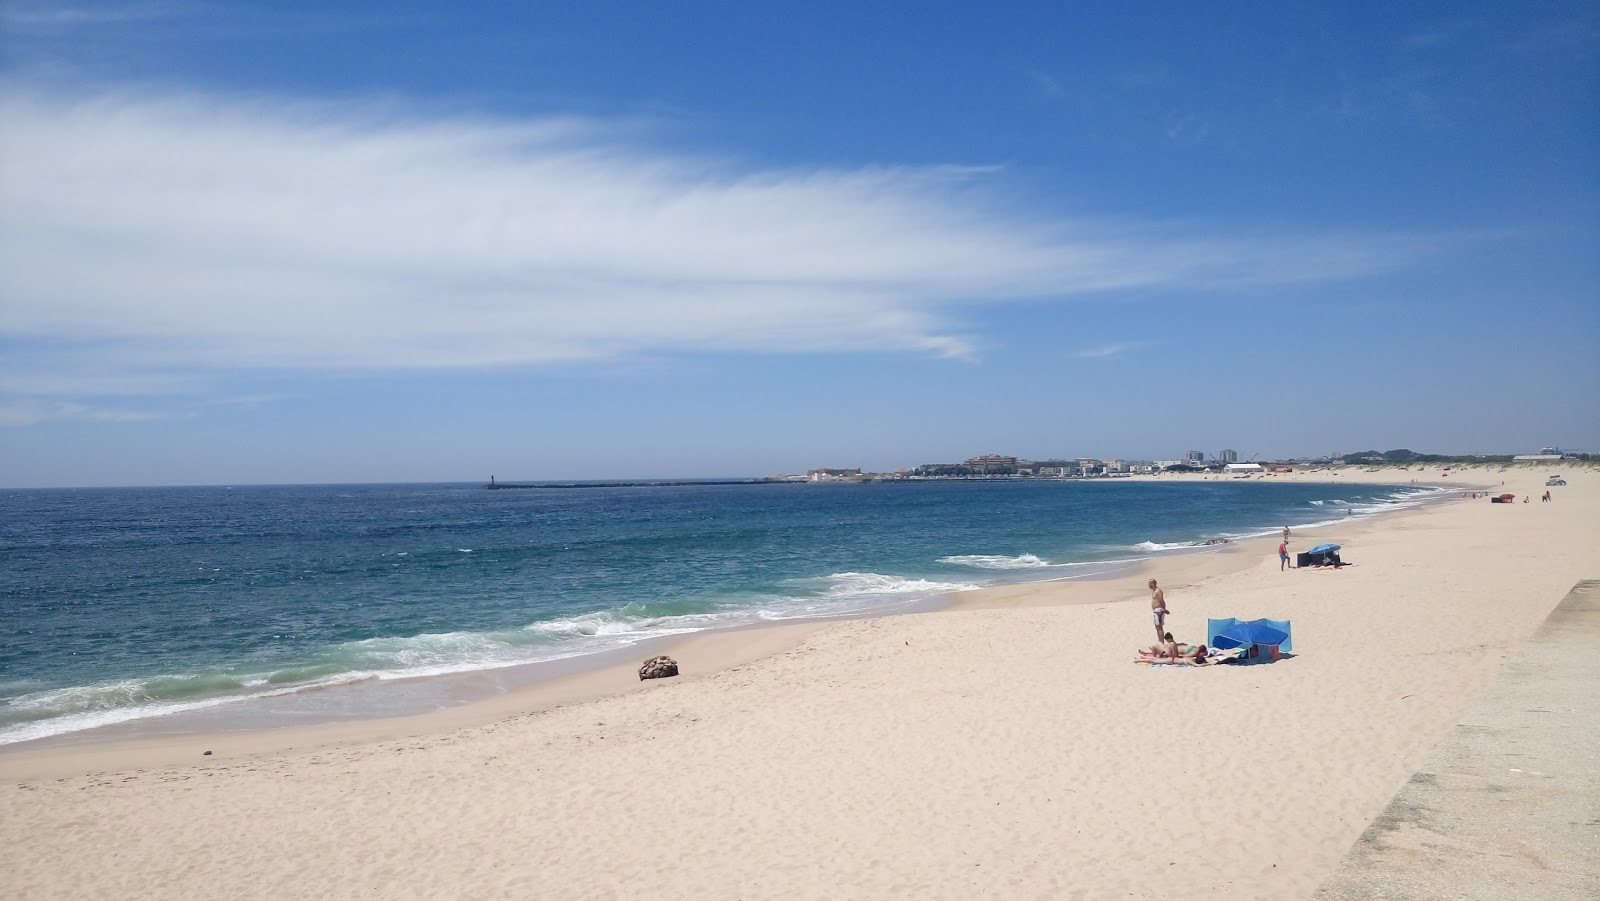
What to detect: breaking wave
<box><xmin>0</xmin><ymin>571</ymin><xmax>983</xmax><ymax>746</ymax></box>
<box><xmin>808</xmin><ymin>571</ymin><xmax>979</xmax><ymax>597</ymax></box>
<box><xmin>938</xmin><ymin>553</ymin><xmax>1052</xmax><ymax>569</ymax></box>
<box><xmin>1128</xmin><ymin>537</ymin><xmax>1238</xmax><ymax>555</ymax></box>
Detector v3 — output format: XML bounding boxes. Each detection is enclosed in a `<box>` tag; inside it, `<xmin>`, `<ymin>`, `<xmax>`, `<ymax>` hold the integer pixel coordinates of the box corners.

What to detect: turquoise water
<box><xmin>0</xmin><ymin>479</ymin><xmax>1441</xmax><ymax>743</ymax></box>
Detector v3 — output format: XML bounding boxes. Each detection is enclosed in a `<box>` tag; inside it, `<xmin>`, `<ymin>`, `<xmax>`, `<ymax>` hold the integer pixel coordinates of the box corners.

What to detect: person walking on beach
<box><xmin>1279</xmin><ymin>540</ymin><xmax>1291</xmax><ymax>571</ymax></box>
<box><xmin>1282</xmin><ymin>524</ymin><xmax>1291</xmax><ymax>542</ymax></box>
<box><xmin>1149</xmin><ymin>579</ymin><xmax>1168</xmax><ymax>641</ymax></box>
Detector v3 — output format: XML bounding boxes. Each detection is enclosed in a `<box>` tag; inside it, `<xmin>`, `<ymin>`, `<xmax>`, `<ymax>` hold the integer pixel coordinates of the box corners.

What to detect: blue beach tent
<box><xmin>1207</xmin><ymin>617</ymin><xmax>1293</xmax><ymax>653</ymax></box>
<box><xmin>1298</xmin><ymin>543</ymin><xmax>1344</xmax><ymax>567</ymax></box>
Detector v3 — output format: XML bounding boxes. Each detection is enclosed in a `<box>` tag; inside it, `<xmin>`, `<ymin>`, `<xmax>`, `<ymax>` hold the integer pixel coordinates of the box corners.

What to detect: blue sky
<box><xmin>1</xmin><ymin>1</ymin><xmax>1596</xmax><ymax>486</ymax></box>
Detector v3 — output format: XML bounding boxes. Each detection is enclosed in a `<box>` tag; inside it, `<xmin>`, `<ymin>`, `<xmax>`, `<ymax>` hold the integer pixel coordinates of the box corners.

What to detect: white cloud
<box><xmin>0</xmin><ymin>84</ymin><xmax>1434</xmax><ymax>420</ymax></box>
<box><xmin>1073</xmin><ymin>341</ymin><xmax>1146</xmax><ymax>360</ymax></box>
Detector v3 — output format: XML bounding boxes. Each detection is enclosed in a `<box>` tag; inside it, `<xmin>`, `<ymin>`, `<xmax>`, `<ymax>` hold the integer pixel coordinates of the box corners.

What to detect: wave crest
<box><xmin>815</xmin><ymin>572</ymin><xmax>979</xmax><ymax>596</ymax></box>
<box><xmin>938</xmin><ymin>553</ymin><xmax>1051</xmax><ymax>569</ymax></box>
<box><xmin>1135</xmin><ymin>540</ymin><xmax>1193</xmax><ymax>551</ymax></box>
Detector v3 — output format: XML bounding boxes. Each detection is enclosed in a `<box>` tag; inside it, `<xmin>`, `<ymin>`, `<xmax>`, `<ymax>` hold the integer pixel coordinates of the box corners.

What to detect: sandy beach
<box><xmin>3</xmin><ymin>464</ymin><xmax>1595</xmax><ymax>900</ymax></box>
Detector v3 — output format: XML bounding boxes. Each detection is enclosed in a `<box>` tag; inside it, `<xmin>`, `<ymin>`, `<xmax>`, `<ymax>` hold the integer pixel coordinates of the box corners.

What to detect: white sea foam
<box><xmin>7</xmin><ymin>588</ymin><xmax>937</xmax><ymax>746</ymax></box>
<box><xmin>1291</xmin><ymin>516</ymin><xmax>1363</xmax><ymax>530</ymax></box>
<box><xmin>1062</xmin><ymin>556</ymin><xmax>1146</xmax><ymax>568</ymax></box>
<box><xmin>520</xmin><ymin>610</ymin><xmax>712</xmax><ymax>640</ymax></box>
<box><xmin>0</xmin><ymin>670</ymin><xmax>379</xmax><ymax>746</ymax></box>
<box><xmin>938</xmin><ymin>553</ymin><xmax>1052</xmax><ymax>569</ymax></box>
<box><xmin>816</xmin><ymin>572</ymin><xmax>979</xmax><ymax>596</ymax></box>
<box><xmin>730</xmin><ymin>571</ymin><xmax>983</xmax><ymax>622</ymax></box>
<box><xmin>1134</xmin><ymin>540</ymin><xmax>1197</xmax><ymax>552</ymax></box>
<box><xmin>0</xmin><ymin>620</ymin><xmax>719</xmax><ymax>745</ymax></box>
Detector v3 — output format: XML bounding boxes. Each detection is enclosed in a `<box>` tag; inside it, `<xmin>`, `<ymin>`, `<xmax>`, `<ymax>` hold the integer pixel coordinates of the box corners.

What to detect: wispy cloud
<box><xmin>1030</xmin><ymin>71</ymin><xmax>1065</xmax><ymax>99</ymax></box>
<box><xmin>1162</xmin><ymin>111</ymin><xmax>1211</xmax><ymax>144</ymax></box>
<box><xmin>0</xmin><ymin>399</ymin><xmax>174</xmax><ymax>426</ymax></box>
<box><xmin>1402</xmin><ymin>19</ymin><xmax>1477</xmax><ymax>49</ymax></box>
<box><xmin>0</xmin><ymin>84</ymin><xmax>1437</xmax><ymax>422</ymax></box>
<box><xmin>0</xmin><ymin>1</ymin><xmax>189</xmax><ymax>29</ymax></box>
<box><xmin>1072</xmin><ymin>341</ymin><xmax>1146</xmax><ymax>360</ymax></box>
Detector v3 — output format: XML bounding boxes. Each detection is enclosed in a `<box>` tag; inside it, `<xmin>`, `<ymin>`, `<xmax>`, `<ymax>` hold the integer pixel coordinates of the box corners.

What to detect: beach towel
<box><xmin>1135</xmin><ymin>647</ymin><xmax>1237</xmax><ymax>665</ymax></box>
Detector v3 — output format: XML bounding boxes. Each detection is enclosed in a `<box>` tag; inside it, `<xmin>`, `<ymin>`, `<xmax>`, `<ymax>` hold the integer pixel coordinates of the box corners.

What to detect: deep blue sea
<box><xmin>0</xmin><ymin>479</ymin><xmax>1442</xmax><ymax>744</ymax></box>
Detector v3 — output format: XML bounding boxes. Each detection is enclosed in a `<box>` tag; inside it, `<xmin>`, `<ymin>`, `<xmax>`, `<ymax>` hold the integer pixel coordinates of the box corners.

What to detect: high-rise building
<box><xmin>1218</xmin><ymin>449</ymin><xmax>1238</xmax><ymax>464</ymax></box>
<box><xmin>1184</xmin><ymin>450</ymin><xmax>1205</xmax><ymax>463</ymax></box>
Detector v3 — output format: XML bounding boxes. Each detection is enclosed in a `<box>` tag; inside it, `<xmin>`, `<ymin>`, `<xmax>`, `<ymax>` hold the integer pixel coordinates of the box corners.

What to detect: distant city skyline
<box><xmin>2</xmin><ymin>3</ymin><xmax>1596</xmax><ymax>488</ymax></box>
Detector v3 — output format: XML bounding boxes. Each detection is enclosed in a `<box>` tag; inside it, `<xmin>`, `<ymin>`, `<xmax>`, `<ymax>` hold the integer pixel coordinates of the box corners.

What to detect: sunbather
<box><xmin>1134</xmin><ymin>645</ymin><xmax>1212</xmax><ymax>666</ymax></box>
<box><xmin>1137</xmin><ymin>636</ymin><xmax>1211</xmax><ymax>664</ymax></box>
<box><xmin>1141</xmin><ymin>632</ymin><xmax>1184</xmax><ymax>658</ymax></box>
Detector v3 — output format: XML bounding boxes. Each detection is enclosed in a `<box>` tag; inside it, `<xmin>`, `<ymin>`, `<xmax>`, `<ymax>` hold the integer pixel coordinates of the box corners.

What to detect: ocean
<box><xmin>0</xmin><ymin>478</ymin><xmax>1444</xmax><ymax>745</ymax></box>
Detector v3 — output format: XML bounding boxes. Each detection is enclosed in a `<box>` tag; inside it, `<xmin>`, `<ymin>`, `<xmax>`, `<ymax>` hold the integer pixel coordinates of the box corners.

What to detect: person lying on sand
<box><xmin>1134</xmin><ymin>643</ymin><xmax>1213</xmax><ymax>665</ymax></box>
<box><xmin>1141</xmin><ymin>632</ymin><xmax>1185</xmax><ymax>657</ymax></box>
<box><xmin>1137</xmin><ymin>635</ymin><xmax>1211</xmax><ymax>663</ymax></box>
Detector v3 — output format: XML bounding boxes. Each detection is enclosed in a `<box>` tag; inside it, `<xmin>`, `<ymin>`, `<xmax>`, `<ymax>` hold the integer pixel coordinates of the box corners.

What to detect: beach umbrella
<box><xmin>1211</xmin><ymin>618</ymin><xmax>1289</xmax><ymax>650</ymax></box>
<box><xmin>1308</xmin><ymin>543</ymin><xmax>1340</xmax><ymax>554</ymax></box>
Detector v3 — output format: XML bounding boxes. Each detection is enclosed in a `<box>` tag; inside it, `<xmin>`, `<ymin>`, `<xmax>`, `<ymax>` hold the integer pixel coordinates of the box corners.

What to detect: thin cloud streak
<box><xmin>1073</xmin><ymin>341</ymin><xmax>1146</xmax><ymax>360</ymax></box>
<box><xmin>0</xmin><ymin>399</ymin><xmax>174</xmax><ymax>426</ymax></box>
<box><xmin>0</xmin><ymin>1</ymin><xmax>189</xmax><ymax>29</ymax></box>
<box><xmin>0</xmin><ymin>84</ymin><xmax>1438</xmax><ymax>419</ymax></box>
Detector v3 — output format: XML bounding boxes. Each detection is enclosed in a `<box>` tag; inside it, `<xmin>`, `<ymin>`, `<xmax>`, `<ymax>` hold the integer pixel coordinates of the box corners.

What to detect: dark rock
<box><xmin>202</xmin><ymin>750</ymin><xmax>212</xmax><ymax>756</ymax></box>
<box><xmin>638</xmin><ymin>655</ymin><xmax>679</xmax><ymax>680</ymax></box>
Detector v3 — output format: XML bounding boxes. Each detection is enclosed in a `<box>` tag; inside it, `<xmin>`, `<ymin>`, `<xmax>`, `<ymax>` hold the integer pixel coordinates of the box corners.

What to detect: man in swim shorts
<box><xmin>1149</xmin><ymin>578</ymin><xmax>1168</xmax><ymax>641</ymax></box>
<box><xmin>1279</xmin><ymin>540</ymin><xmax>1290</xmax><ymax>571</ymax></box>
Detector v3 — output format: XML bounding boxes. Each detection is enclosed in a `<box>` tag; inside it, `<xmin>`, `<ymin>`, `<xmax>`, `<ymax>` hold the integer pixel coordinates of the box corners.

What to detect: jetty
<box><xmin>484</xmin><ymin>476</ymin><xmax>782</xmax><ymax>490</ymax></box>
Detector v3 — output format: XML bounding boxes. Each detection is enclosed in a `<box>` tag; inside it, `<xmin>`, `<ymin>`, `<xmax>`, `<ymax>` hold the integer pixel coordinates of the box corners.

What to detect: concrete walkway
<box><xmin>1314</xmin><ymin>579</ymin><xmax>1599</xmax><ymax>900</ymax></box>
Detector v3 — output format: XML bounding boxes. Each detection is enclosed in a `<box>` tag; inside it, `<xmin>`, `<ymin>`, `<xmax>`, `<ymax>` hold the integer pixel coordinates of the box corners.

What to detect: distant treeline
<box><xmin>1341</xmin><ymin>449</ymin><xmax>1590</xmax><ymax>464</ymax></box>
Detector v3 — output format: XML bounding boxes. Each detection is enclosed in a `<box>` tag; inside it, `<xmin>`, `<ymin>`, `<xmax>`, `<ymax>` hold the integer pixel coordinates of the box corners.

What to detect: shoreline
<box><xmin>0</xmin><ymin>472</ymin><xmax>1469</xmax><ymax>780</ymax></box>
<box><xmin>3</xmin><ymin>466</ymin><xmax>1592</xmax><ymax>898</ymax></box>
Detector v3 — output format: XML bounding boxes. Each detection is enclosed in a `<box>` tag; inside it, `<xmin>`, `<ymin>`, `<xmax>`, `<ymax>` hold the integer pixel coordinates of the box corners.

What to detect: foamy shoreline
<box><xmin>3</xmin><ymin>463</ymin><xmax>1592</xmax><ymax>900</ymax></box>
<box><xmin>0</xmin><ymin>469</ymin><xmax>1455</xmax><ymax>755</ymax></box>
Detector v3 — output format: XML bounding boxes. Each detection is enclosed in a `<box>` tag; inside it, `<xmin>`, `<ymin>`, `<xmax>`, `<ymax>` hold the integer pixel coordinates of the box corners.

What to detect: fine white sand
<box><xmin>3</xmin><ymin>464</ymin><xmax>1595</xmax><ymax>900</ymax></box>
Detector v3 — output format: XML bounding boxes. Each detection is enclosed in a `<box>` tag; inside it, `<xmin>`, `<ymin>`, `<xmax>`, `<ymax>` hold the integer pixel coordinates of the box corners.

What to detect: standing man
<box><xmin>1279</xmin><ymin>540</ymin><xmax>1291</xmax><ymax>571</ymax></box>
<box><xmin>1149</xmin><ymin>578</ymin><xmax>1168</xmax><ymax>642</ymax></box>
